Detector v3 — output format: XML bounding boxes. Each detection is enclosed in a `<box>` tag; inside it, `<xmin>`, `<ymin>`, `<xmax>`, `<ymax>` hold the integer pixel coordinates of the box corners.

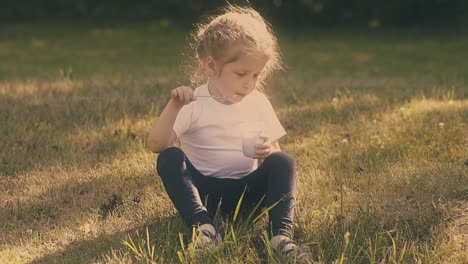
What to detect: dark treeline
<box><xmin>1</xmin><ymin>0</ymin><xmax>467</xmax><ymax>26</ymax></box>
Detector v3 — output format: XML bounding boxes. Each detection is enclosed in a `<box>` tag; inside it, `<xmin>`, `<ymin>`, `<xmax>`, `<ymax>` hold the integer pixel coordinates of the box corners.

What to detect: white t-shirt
<box><xmin>173</xmin><ymin>84</ymin><xmax>286</xmax><ymax>179</ymax></box>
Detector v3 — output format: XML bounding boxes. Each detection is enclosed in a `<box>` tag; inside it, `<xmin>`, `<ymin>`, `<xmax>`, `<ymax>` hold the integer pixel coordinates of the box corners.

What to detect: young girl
<box><xmin>148</xmin><ymin>5</ymin><xmax>309</xmax><ymax>261</ymax></box>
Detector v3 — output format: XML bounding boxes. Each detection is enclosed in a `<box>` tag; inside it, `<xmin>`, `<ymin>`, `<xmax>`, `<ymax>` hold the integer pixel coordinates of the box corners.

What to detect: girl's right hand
<box><xmin>170</xmin><ymin>86</ymin><xmax>196</xmax><ymax>108</ymax></box>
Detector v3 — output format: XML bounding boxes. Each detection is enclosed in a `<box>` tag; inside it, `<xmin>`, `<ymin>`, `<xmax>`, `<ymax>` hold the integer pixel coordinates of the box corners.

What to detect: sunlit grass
<box><xmin>0</xmin><ymin>22</ymin><xmax>467</xmax><ymax>263</ymax></box>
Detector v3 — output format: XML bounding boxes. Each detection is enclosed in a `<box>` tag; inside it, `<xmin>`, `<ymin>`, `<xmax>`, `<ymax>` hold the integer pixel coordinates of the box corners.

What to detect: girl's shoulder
<box><xmin>193</xmin><ymin>83</ymin><xmax>209</xmax><ymax>96</ymax></box>
<box><xmin>249</xmin><ymin>89</ymin><xmax>271</xmax><ymax>106</ymax></box>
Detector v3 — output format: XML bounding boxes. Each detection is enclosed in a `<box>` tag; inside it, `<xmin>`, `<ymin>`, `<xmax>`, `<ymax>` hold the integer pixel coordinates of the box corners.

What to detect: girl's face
<box><xmin>206</xmin><ymin>49</ymin><xmax>268</xmax><ymax>103</ymax></box>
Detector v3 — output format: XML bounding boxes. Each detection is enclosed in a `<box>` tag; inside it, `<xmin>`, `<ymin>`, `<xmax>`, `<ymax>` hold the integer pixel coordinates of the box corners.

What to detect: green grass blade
<box><xmin>233</xmin><ymin>187</ymin><xmax>247</xmax><ymax>223</ymax></box>
<box><xmin>245</xmin><ymin>195</ymin><xmax>265</xmax><ymax>223</ymax></box>
<box><xmin>253</xmin><ymin>196</ymin><xmax>284</xmax><ymax>223</ymax></box>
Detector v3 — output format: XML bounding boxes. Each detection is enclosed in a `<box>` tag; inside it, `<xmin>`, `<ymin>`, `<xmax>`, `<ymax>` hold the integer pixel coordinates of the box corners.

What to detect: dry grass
<box><xmin>0</xmin><ymin>22</ymin><xmax>467</xmax><ymax>263</ymax></box>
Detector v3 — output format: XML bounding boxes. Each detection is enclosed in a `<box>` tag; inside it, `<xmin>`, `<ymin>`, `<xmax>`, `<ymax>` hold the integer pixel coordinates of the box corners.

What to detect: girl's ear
<box><xmin>204</xmin><ymin>56</ymin><xmax>218</xmax><ymax>78</ymax></box>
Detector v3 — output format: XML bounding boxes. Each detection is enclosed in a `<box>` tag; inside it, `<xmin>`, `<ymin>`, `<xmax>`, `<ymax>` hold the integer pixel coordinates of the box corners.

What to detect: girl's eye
<box><xmin>236</xmin><ymin>72</ymin><xmax>246</xmax><ymax>77</ymax></box>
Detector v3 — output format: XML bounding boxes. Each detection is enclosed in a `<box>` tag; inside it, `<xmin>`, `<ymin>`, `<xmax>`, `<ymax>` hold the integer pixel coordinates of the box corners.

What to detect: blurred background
<box><xmin>2</xmin><ymin>0</ymin><xmax>468</xmax><ymax>27</ymax></box>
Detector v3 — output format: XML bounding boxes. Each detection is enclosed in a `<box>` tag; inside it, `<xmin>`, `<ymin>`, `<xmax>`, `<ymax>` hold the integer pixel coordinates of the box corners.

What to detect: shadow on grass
<box><xmin>0</xmin><ymin>164</ymin><xmax>165</xmax><ymax>246</ymax></box>
<box><xmin>287</xmin><ymin>98</ymin><xmax>467</xmax><ymax>262</ymax></box>
<box><xmin>30</xmin><ymin>215</ymin><xmax>181</xmax><ymax>264</ymax></box>
<box><xmin>1</xmin><ymin>80</ymin><xmax>465</xmax><ymax>263</ymax></box>
<box><xmin>0</xmin><ymin>78</ymin><xmax>171</xmax><ymax>177</ymax></box>
<box><xmin>278</xmin><ymin>91</ymin><xmax>386</xmax><ymax>143</ymax></box>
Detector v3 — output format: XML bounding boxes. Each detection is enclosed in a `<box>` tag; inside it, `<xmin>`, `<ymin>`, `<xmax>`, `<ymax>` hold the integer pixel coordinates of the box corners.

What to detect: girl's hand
<box><xmin>170</xmin><ymin>86</ymin><xmax>196</xmax><ymax>109</ymax></box>
<box><xmin>254</xmin><ymin>136</ymin><xmax>271</xmax><ymax>159</ymax></box>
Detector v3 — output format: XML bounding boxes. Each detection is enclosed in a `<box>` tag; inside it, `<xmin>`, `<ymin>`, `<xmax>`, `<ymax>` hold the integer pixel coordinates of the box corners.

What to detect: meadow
<box><xmin>0</xmin><ymin>21</ymin><xmax>467</xmax><ymax>263</ymax></box>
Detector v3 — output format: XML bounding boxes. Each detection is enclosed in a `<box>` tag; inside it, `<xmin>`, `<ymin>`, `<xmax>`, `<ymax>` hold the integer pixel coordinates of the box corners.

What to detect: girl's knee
<box><xmin>265</xmin><ymin>152</ymin><xmax>296</xmax><ymax>188</ymax></box>
<box><xmin>156</xmin><ymin>147</ymin><xmax>185</xmax><ymax>176</ymax></box>
<box><xmin>266</xmin><ymin>152</ymin><xmax>295</xmax><ymax>168</ymax></box>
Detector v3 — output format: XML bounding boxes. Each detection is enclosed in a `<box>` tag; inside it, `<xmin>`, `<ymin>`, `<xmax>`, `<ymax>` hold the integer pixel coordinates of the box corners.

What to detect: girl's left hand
<box><xmin>254</xmin><ymin>136</ymin><xmax>271</xmax><ymax>159</ymax></box>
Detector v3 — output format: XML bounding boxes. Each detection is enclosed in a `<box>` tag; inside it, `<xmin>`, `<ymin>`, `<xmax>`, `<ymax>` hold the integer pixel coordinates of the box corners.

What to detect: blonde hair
<box><xmin>187</xmin><ymin>5</ymin><xmax>282</xmax><ymax>89</ymax></box>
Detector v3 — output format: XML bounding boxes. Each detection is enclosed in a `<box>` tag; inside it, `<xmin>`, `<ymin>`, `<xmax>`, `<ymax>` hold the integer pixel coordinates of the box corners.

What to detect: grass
<box><xmin>0</xmin><ymin>20</ymin><xmax>467</xmax><ymax>263</ymax></box>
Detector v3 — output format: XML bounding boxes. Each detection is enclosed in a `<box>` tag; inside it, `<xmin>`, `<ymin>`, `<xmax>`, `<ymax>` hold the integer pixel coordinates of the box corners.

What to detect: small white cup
<box><xmin>240</xmin><ymin>123</ymin><xmax>265</xmax><ymax>158</ymax></box>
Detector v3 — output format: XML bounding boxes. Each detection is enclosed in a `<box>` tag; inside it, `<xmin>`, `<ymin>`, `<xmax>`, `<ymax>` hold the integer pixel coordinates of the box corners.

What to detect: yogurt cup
<box><xmin>240</xmin><ymin>123</ymin><xmax>265</xmax><ymax>158</ymax></box>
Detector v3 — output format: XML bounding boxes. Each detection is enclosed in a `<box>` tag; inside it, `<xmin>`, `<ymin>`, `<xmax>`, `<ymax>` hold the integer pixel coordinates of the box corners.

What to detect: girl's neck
<box><xmin>207</xmin><ymin>80</ymin><xmax>235</xmax><ymax>105</ymax></box>
<box><xmin>207</xmin><ymin>80</ymin><xmax>222</xmax><ymax>97</ymax></box>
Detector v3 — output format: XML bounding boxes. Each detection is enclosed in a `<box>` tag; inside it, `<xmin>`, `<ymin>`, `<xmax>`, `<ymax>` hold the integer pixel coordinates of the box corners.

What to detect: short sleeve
<box><xmin>173</xmin><ymin>103</ymin><xmax>193</xmax><ymax>137</ymax></box>
<box><xmin>259</xmin><ymin>96</ymin><xmax>286</xmax><ymax>142</ymax></box>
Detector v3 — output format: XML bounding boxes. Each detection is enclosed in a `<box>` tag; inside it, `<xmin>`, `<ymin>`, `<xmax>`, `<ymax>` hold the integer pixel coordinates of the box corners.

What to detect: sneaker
<box><xmin>271</xmin><ymin>235</ymin><xmax>312</xmax><ymax>263</ymax></box>
<box><xmin>187</xmin><ymin>224</ymin><xmax>222</xmax><ymax>254</ymax></box>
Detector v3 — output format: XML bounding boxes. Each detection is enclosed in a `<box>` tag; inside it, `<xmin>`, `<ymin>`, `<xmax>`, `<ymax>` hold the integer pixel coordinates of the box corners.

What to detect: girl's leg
<box><xmin>156</xmin><ymin>147</ymin><xmax>252</xmax><ymax>226</ymax></box>
<box><xmin>156</xmin><ymin>147</ymin><xmax>213</xmax><ymax>227</ymax></box>
<box><xmin>243</xmin><ymin>152</ymin><xmax>297</xmax><ymax>238</ymax></box>
<box><xmin>185</xmin><ymin>161</ymin><xmax>248</xmax><ymax>218</ymax></box>
<box><xmin>156</xmin><ymin>147</ymin><xmax>297</xmax><ymax>238</ymax></box>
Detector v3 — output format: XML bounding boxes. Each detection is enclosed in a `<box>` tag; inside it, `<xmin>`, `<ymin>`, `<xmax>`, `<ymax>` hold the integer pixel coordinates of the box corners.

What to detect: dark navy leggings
<box><xmin>156</xmin><ymin>147</ymin><xmax>297</xmax><ymax>238</ymax></box>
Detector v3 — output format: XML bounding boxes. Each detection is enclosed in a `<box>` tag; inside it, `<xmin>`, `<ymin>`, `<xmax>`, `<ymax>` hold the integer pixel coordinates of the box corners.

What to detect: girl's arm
<box><xmin>147</xmin><ymin>86</ymin><xmax>195</xmax><ymax>153</ymax></box>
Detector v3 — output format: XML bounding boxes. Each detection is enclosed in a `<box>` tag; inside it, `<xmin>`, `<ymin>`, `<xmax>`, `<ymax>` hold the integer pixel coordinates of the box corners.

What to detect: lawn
<box><xmin>0</xmin><ymin>21</ymin><xmax>467</xmax><ymax>263</ymax></box>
